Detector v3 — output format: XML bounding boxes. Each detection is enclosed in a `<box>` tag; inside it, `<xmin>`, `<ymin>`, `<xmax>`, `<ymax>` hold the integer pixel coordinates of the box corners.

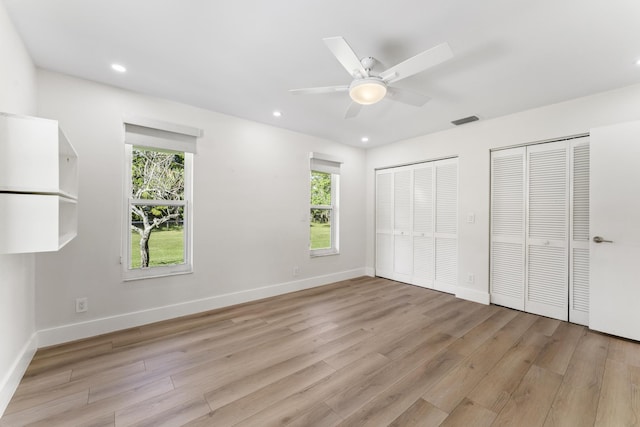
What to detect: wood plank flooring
<box><xmin>2</xmin><ymin>276</ymin><xmax>639</xmax><ymax>426</ymax></box>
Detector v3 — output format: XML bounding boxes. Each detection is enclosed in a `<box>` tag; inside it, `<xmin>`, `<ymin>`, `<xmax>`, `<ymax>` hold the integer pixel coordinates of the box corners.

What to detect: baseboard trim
<box><xmin>37</xmin><ymin>268</ymin><xmax>367</xmax><ymax>347</ymax></box>
<box><xmin>455</xmin><ymin>285</ymin><xmax>490</xmax><ymax>305</ymax></box>
<box><xmin>0</xmin><ymin>332</ymin><xmax>37</xmax><ymax>418</ymax></box>
<box><xmin>364</xmin><ymin>267</ymin><xmax>375</xmax><ymax>277</ymax></box>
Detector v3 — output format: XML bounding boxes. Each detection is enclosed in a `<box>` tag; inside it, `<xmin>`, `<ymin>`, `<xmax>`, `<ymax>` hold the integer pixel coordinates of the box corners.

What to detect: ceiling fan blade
<box><xmin>289</xmin><ymin>85</ymin><xmax>349</xmax><ymax>95</ymax></box>
<box><xmin>344</xmin><ymin>102</ymin><xmax>362</xmax><ymax>119</ymax></box>
<box><xmin>386</xmin><ymin>87</ymin><xmax>431</xmax><ymax>107</ymax></box>
<box><xmin>380</xmin><ymin>42</ymin><xmax>453</xmax><ymax>84</ymax></box>
<box><xmin>323</xmin><ymin>36</ymin><xmax>367</xmax><ymax>78</ymax></box>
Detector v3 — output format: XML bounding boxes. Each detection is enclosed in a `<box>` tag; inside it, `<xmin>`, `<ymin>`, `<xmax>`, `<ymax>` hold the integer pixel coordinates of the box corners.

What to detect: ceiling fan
<box><xmin>290</xmin><ymin>37</ymin><xmax>453</xmax><ymax>118</ymax></box>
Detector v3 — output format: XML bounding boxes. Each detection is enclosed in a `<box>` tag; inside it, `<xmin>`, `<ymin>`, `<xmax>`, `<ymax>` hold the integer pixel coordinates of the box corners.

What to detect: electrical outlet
<box><xmin>292</xmin><ymin>266</ymin><xmax>300</xmax><ymax>277</ymax></box>
<box><xmin>76</xmin><ymin>297</ymin><xmax>88</xmax><ymax>313</ymax></box>
<box><xmin>466</xmin><ymin>213</ymin><xmax>476</xmax><ymax>223</ymax></box>
<box><xmin>466</xmin><ymin>273</ymin><xmax>475</xmax><ymax>284</ymax></box>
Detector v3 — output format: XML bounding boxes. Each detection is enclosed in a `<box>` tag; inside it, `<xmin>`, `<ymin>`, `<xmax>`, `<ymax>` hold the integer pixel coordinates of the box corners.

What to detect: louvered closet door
<box><xmin>434</xmin><ymin>159</ymin><xmax>458</xmax><ymax>293</ymax></box>
<box><xmin>393</xmin><ymin>167</ymin><xmax>413</xmax><ymax>282</ymax></box>
<box><xmin>570</xmin><ymin>138</ymin><xmax>590</xmax><ymax>326</ymax></box>
<box><xmin>375</xmin><ymin>170</ymin><xmax>394</xmax><ymax>279</ymax></box>
<box><xmin>490</xmin><ymin>148</ymin><xmax>526</xmax><ymax>311</ymax></box>
<box><xmin>526</xmin><ymin>141</ymin><xmax>569</xmax><ymax>320</ymax></box>
<box><xmin>412</xmin><ymin>164</ymin><xmax>434</xmax><ymax>288</ymax></box>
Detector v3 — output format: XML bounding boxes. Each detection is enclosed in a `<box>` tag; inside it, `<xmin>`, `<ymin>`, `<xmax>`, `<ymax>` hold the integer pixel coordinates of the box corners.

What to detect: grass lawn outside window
<box><xmin>130</xmin><ymin>226</ymin><xmax>185</xmax><ymax>268</ymax></box>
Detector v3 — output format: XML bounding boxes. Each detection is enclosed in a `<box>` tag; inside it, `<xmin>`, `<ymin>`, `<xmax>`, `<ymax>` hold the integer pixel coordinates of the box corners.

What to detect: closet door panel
<box><xmin>570</xmin><ymin>139</ymin><xmax>590</xmax><ymax>325</ymax></box>
<box><xmin>393</xmin><ymin>168</ymin><xmax>412</xmax><ymax>281</ymax></box>
<box><xmin>375</xmin><ymin>171</ymin><xmax>393</xmax><ymax>279</ymax></box>
<box><xmin>434</xmin><ymin>159</ymin><xmax>458</xmax><ymax>293</ymax></box>
<box><xmin>526</xmin><ymin>142</ymin><xmax>568</xmax><ymax>320</ymax></box>
<box><xmin>490</xmin><ymin>148</ymin><xmax>526</xmax><ymax>310</ymax></box>
<box><xmin>412</xmin><ymin>165</ymin><xmax>434</xmax><ymax>287</ymax></box>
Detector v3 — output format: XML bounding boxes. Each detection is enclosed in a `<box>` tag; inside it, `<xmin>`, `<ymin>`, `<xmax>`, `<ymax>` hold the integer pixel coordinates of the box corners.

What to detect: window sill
<box><xmin>123</xmin><ymin>265</ymin><xmax>193</xmax><ymax>282</ymax></box>
<box><xmin>310</xmin><ymin>250</ymin><xmax>339</xmax><ymax>258</ymax></box>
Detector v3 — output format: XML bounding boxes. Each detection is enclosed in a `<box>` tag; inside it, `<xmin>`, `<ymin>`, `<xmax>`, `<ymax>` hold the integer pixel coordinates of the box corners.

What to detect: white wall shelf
<box><xmin>0</xmin><ymin>112</ymin><xmax>78</xmax><ymax>254</ymax></box>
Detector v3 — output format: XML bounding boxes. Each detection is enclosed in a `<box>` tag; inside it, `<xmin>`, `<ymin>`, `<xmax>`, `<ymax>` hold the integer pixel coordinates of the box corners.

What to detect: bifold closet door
<box><xmin>491</xmin><ymin>138</ymin><xmax>589</xmax><ymax>324</ymax></box>
<box><xmin>375</xmin><ymin>158</ymin><xmax>458</xmax><ymax>291</ymax></box>
<box><xmin>526</xmin><ymin>141</ymin><xmax>569</xmax><ymax>321</ymax></box>
<box><xmin>490</xmin><ymin>147</ymin><xmax>526</xmax><ymax>311</ymax></box>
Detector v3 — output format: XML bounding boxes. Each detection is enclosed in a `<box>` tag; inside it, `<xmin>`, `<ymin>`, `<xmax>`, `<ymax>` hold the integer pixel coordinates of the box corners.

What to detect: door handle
<box><xmin>593</xmin><ymin>236</ymin><xmax>614</xmax><ymax>243</ymax></box>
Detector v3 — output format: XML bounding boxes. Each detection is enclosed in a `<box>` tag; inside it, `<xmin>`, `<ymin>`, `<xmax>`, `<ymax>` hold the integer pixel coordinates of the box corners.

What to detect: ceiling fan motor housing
<box><xmin>360</xmin><ymin>56</ymin><xmax>376</xmax><ymax>71</ymax></box>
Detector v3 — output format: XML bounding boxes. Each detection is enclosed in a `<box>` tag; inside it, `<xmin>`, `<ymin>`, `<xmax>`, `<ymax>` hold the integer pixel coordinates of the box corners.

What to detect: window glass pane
<box><xmin>311</xmin><ymin>171</ymin><xmax>331</xmax><ymax>205</ymax></box>
<box><xmin>310</xmin><ymin>208</ymin><xmax>331</xmax><ymax>249</ymax></box>
<box><xmin>130</xmin><ymin>205</ymin><xmax>185</xmax><ymax>268</ymax></box>
<box><xmin>132</xmin><ymin>148</ymin><xmax>185</xmax><ymax>200</ymax></box>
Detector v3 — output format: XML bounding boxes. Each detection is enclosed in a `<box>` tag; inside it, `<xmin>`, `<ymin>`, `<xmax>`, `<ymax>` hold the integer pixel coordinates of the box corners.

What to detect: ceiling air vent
<box><xmin>451</xmin><ymin>115</ymin><xmax>479</xmax><ymax>126</ymax></box>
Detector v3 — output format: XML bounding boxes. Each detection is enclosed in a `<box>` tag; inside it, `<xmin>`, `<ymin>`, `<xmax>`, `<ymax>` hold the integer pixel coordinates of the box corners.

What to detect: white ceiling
<box><xmin>5</xmin><ymin>0</ymin><xmax>640</xmax><ymax>148</ymax></box>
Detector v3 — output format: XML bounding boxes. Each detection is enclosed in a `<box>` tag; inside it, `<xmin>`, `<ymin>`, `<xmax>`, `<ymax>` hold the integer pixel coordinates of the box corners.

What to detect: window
<box><xmin>310</xmin><ymin>153</ymin><xmax>341</xmax><ymax>256</ymax></box>
<box><xmin>122</xmin><ymin>116</ymin><xmax>201</xmax><ymax>280</ymax></box>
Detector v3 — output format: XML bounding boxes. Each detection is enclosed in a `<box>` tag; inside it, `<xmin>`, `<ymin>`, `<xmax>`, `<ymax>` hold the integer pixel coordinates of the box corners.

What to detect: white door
<box><xmin>590</xmin><ymin>121</ymin><xmax>640</xmax><ymax>341</ymax></box>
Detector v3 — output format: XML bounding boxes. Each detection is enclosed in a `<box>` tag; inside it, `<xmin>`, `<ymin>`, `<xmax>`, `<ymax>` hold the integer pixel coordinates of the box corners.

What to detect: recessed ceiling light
<box><xmin>111</xmin><ymin>63</ymin><xmax>127</xmax><ymax>73</ymax></box>
<box><xmin>361</xmin><ymin>137</ymin><xmax>369</xmax><ymax>143</ymax></box>
<box><xmin>636</xmin><ymin>59</ymin><xmax>640</xmax><ymax>66</ymax></box>
<box><xmin>272</xmin><ymin>111</ymin><xmax>282</xmax><ymax>117</ymax></box>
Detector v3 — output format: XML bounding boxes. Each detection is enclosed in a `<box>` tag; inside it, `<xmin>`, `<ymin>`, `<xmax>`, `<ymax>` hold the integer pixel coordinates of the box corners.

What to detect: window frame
<box><xmin>122</xmin><ymin>144</ymin><xmax>194</xmax><ymax>281</ymax></box>
<box><xmin>309</xmin><ymin>166</ymin><xmax>340</xmax><ymax>258</ymax></box>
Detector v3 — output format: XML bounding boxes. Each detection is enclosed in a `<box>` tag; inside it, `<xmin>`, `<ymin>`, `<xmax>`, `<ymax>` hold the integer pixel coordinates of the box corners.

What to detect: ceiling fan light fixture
<box><xmin>349</xmin><ymin>79</ymin><xmax>387</xmax><ymax>105</ymax></box>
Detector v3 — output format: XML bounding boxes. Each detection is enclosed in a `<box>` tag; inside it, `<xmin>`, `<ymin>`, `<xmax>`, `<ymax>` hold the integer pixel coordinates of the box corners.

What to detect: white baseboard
<box><xmin>0</xmin><ymin>332</ymin><xmax>37</xmax><ymax>418</ymax></box>
<box><xmin>455</xmin><ymin>285</ymin><xmax>490</xmax><ymax>305</ymax></box>
<box><xmin>364</xmin><ymin>267</ymin><xmax>375</xmax><ymax>277</ymax></box>
<box><xmin>38</xmin><ymin>268</ymin><xmax>367</xmax><ymax>347</ymax></box>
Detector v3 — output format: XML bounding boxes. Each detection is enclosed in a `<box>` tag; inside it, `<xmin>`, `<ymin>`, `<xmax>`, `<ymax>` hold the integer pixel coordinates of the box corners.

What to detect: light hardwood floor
<box><xmin>2</xmin><ymin>276</ymin><xmax>639</xmax><ymax>426</ymax></box>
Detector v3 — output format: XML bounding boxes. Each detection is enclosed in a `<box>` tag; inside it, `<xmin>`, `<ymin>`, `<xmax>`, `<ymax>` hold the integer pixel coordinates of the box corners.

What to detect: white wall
<box><xmin>34</xmin><ymin>70</ymin><xmax>367</xmax><ymax>345</ymax></box>
<box><xmin>0</xmin><ymin>0</ymin><xmax>38</xmax><ymax>417</ymax></box>
<box><xmin>366</xmin><ymin>83</ymin><xmax>640</xmax><ymax>304</ymax></box>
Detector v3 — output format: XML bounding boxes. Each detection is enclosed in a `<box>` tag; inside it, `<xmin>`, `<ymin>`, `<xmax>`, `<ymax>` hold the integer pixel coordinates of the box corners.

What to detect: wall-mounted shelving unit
<box><xmin>0</xmin><ymin>112</ymin><xmax>78</xmax><ymax>254</ymax></box>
